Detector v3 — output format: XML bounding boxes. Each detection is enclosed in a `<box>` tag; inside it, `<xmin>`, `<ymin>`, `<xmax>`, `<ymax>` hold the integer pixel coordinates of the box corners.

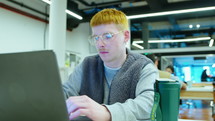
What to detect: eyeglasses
<box><xmin>88</xmin><ymin>31</ymin><xmax>123</xmax><ymax>45</ymax></box>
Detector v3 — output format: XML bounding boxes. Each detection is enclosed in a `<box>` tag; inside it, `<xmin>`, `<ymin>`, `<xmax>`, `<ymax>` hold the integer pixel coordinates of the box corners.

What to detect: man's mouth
<box><xmin>99</xmin><ymin>50</ymin><xmax>109</xmax><ymax>54</ymax></box>
<box><xmin>100</xmin><ymin>51</ymin><xmax>109</xmax><ymax>54</ymax></box>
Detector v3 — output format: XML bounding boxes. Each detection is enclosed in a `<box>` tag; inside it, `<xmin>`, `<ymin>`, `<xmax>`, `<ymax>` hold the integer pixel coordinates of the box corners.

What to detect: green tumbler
<box><xmin>158</xmin><ymin>81</ymin><xmax>180</xmax><ymax>121</ymax></box>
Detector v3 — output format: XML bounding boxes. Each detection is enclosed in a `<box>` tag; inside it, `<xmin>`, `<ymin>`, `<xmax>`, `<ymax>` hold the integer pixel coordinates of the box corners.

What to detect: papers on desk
<box><xmin>186</xmin><ymin>86</ymin><xmax>213</xmax><ymax>92</ymax></box>
<box><xmin>178</xmin><ymin>119</ymin><xmax>207</xmax><ymax>121</ymax></box>
<box><xmin>157</xmin><ymin>78</ymin><xmax>176</xmax><ymax>82</ymax></box>
<box><xmin>198</xmin><ymin>82</ymin><xmax>213</xmax><ymax>84</ymax></box>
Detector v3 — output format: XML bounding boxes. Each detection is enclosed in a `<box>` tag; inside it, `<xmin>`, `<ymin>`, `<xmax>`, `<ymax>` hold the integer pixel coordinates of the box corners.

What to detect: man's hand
<box><xmin>66</xmin><ymin>95</ymin><xmax>111</xmax><ymax>121</ymax></box>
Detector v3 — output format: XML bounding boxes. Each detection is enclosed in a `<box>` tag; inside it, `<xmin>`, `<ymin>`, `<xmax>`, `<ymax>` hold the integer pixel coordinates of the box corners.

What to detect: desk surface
<box><xmin>186</xmin><ymin>86</ymin><xmax>213</xmax><ymax>92</ymax></box>
<box><xmin>180</xmin><ymin>83</ymin><xmax>214</xmax><ymax>100</ymax></box>
<box><xmin>178</xmin><ymin>119</ymin><xmax>207</xmax><ymax>121</ymax></box>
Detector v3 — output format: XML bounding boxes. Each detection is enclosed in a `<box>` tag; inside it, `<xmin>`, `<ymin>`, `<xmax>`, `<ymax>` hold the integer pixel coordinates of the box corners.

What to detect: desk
<box><xmin>180</xmin><ymin>83</ymin><xmax>214</xmax><ymax>100</ymax></box>
<box><xmin>178</xmin><ymin>119</ymin><xmax>207</xmax><ymax>121</ymax></box>
<box><xmin>178</xmin><ymin>101</ymin><xmax>213</xmax><ymax>121</ymax></box>
<box><xmin>179</xmin><ymin>83</ymin><xmax>214</xmax><ymax>121</ymax></box>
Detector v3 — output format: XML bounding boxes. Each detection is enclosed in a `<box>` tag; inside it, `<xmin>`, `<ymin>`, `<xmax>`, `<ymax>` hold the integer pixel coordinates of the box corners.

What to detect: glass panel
<box><xmin>161</xmin><ymin>55</ymin><xmax>215</xmax><ymax>83</ymax></box>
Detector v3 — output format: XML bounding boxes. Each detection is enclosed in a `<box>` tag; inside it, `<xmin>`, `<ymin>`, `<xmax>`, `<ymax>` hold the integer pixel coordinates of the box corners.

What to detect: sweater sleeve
<box><xmin>105</xmin><ymin>63</ymin><xmax>158</xmax><ymax>121</ymax></box>
<box><xmin>62</xmin><ymin>63</ymin><xmax>83</xmax><ymax>98</ymax></box>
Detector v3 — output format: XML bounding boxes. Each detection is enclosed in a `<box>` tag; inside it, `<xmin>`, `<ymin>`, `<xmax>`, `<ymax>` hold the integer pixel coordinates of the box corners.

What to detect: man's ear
<box><xmin>124</xmin><ymin>30</ymin><xmax>130</xmax><ymax>43</ymax></box>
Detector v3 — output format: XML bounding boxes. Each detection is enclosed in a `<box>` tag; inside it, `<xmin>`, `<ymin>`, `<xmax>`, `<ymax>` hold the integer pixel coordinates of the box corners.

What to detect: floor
<box><xmin>179</xmin><ymin>100</ymin><xmax>214</xmax><ymax>121</ymax></box>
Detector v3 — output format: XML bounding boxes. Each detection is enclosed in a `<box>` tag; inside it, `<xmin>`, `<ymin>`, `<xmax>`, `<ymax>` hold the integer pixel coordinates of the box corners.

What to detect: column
<box><xmin>142</xmin><ymin>22</ymin><xmax>149</xmax><ymax>49</ymax></box>
<box><xmin>48</xmin><ymin>0</ymin><xmax>67</xmax><ymax>67</ymax></box>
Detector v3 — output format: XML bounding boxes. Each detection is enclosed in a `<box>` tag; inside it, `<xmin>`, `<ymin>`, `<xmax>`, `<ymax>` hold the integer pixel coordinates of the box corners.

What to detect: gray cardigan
<box><xmin>63</xmin><ymin>51</ymin><xmax>158</xmax><ymax>121</ymax></box>
<box><xmin>79</xmin><ymin>50</ymin><xmax>152</xmax><ymax>105</ymax></box>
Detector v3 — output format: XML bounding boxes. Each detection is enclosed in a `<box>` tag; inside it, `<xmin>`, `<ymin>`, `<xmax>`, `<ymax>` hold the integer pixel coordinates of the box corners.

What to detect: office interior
<box><xmin>1</xmin><ymin>0</ymin><xmax>215</xmax><ymax>120</ymax></box>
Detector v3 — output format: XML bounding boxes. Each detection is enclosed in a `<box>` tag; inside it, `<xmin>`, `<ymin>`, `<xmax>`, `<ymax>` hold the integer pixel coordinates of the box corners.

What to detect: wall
<box><xmin>0</xmin><ymin>7</ymin><xmax>45</xmax><ymax>53</ymax></box>
<box><xmin>66</xmin><ymin>23</ymin><xmax>95</xmax><ymax>62</ymax></box>
<box><xmin>0</xmin><ymin>6</ymin><xmax>92</xmax><ymax>56</ymax></box>
<box><xmin>0</xmin><ymin>6</ymin><xmax>93</xmax><ymax>82</ymax></box>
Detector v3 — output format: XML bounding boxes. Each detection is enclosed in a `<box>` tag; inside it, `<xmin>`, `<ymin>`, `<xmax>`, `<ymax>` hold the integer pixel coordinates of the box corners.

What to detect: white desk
<box><xmin>186</xmin><ymin>86</ymin><xmax>213</xmax><ymax>92</ymax></box>
<box><xmin>178</xmin><ymin>119</ymin><xmax>207</xmax><ymax>121</ymax></box>
<box><xmin>180</xmin><ymin>83</ymin><xmax>214</xmax><ymax>100</ymax></box>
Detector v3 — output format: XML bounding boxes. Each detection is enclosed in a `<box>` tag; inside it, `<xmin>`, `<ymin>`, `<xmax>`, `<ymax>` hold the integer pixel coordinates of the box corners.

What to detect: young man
<box><xmin>63</xmin><ymin>8</ymin><xmax>158</xmax><ymax>121</ymax></box>
<box><xmin>165</xmin><ymin>65</ymin><xmax>174</xmax><ymax>75</ymax></box>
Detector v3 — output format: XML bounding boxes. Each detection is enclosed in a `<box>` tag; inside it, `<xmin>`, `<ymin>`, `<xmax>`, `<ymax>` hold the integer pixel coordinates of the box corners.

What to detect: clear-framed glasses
<box><xmin>88</xmin><ymin>31</ymin><xmax>123</xmax><ymax>45</ymax></box>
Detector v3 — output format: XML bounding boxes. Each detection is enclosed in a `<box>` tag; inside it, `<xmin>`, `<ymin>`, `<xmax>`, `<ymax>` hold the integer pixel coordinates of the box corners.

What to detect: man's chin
<box><xmin>99</xmin><ymin>55</ymin><xmax>110</xmax><ymax>62</ymax></box>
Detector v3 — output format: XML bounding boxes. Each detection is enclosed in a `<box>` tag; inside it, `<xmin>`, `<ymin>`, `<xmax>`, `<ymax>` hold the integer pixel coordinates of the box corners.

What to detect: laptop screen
<box><xmin>0</xmin><ymin>50</ymin><xmax>69</xmax><ymax>121</ymax></box>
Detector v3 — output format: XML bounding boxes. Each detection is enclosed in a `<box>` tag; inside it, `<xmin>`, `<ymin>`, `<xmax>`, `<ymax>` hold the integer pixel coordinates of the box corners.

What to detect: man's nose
<box><xmin>97</xmin><ymin>37</ymin><xmax>106</xmax><ymax>46</ymax></box>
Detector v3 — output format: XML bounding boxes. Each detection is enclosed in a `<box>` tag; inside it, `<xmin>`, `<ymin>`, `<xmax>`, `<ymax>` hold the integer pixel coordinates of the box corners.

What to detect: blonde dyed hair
<box><xmin>90</xmin><ymin>8</ymin><xmax>129</xmax><ymax>30</ymax></box>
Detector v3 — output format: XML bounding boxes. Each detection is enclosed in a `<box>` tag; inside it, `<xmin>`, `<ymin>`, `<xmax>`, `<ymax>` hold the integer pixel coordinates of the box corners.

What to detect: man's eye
<box><xmin>104</xmin><ymin>33</ymin><xmax>113</xmax><ymax>39</ymax></box>
<box><xmin>94</xmin><ymin>36</ymin><xmax>99</xmax><ymax>41</ymax></box>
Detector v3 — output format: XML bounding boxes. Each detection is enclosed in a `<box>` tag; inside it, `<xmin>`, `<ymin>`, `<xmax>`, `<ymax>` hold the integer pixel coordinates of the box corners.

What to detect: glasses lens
<box><xmin>103</xmin><ymin>33</ymin><xmax>113</xmax><ymax>40</ymax></box>
<box><xmin>88</xmin><ymin>31</ymin><xmax>119</xmax><ymax>45</ymax></box>
<box><xmin>94</xmin><ymin>36</ymin><xmax>99</xmax><ymax>41</ymax></box>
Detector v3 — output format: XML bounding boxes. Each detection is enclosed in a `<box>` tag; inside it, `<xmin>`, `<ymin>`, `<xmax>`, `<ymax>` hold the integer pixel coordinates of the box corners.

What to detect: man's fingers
<box><xmin>69</xmin><ymin>109</ymin><xmax>89</xmax><ymax>120</ymax></box>
<box><xmin>66</xmin><ymin>96</ymin><xmax>89</xmax><ymax>115</ymax></box>
<box><xmin>67</xmin><ymin>102</ymin><xmax>78</xmax><ymax>114</ymax></box>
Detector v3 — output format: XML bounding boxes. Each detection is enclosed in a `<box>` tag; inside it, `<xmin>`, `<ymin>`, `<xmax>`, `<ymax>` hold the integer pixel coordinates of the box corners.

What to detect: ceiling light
<box><xmin>189</xmin><ymin>24</ymin><xmax>193</xmax><ymax>29</ymax></box>
<box><xmin>132</xmin><ymin>37</ymin><xmax>211</xmax><ymax>49</ymax></box>
<box><xmin>149</xmin><ymin>37</ymin><xmax>211</xmax><ymax>43</ymax></box>
<box><xmin>196</xmin><ymin>24</ymin><xmax>200</xmax><ymax>28</ymax></box>
<box><xmin>42</xmin><ymin>0</ymin><xmax>51</xmax><ymax>4</ymax></box>
<box><xmin>209</xmin><ymin>39</ymin><xmax>214</xmax><ymax>47</ymax></box>
<box><xmin>65</xmin><ymin>10</ymin><xmax>83</xmax><ymax>20</ymax></box>
<box><xmin>132</xmin><ymin>41</ymin><xmax>144</xmax><ymax>49</ymax></box>
<box><xmin>41</xmin><ymin>0</ymin><xmax>83</xmax><ymax>20</ymax></box>
<box><xmin>127</xmin><ymin>6</ymin><xmax>215</xmax><ymax>19</ymax></box>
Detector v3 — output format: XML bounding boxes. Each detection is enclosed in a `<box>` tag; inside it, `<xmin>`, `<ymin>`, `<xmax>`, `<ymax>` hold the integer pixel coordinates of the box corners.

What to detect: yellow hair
<box><xmin>90</xmin><ymin>8</ymin><xmax>129</xmax><ymax>30</ymax></box>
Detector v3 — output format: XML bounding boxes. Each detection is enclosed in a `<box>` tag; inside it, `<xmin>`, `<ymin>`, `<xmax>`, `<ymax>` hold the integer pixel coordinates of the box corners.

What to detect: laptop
<box><xmin>0</xmin><ymin>50</ymin><xmax>69</xmax><ymax>121</ymax></box>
